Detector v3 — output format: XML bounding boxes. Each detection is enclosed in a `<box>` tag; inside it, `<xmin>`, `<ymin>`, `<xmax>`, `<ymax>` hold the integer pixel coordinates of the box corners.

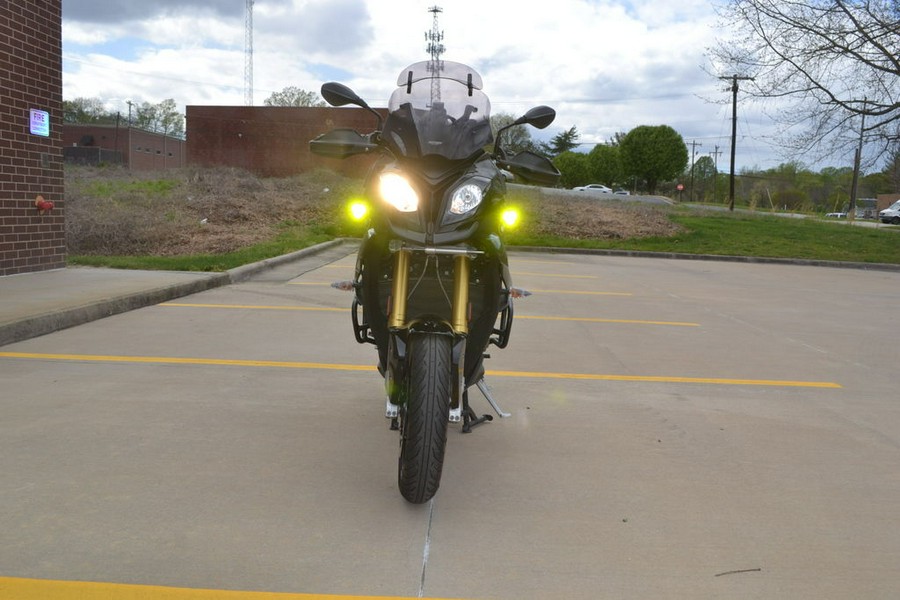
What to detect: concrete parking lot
<box><xmin>2</xmin><ymin>248</ymin><xmax>899</xmax><ymax>599</ymax></box>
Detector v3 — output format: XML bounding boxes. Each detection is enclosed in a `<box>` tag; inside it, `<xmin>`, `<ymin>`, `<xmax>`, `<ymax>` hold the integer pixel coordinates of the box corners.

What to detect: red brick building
<box><xmin>0</xmin><ymin>0</ymin><xmax>64</xmax><ymax>276</ymax></box>
<box><xmin>62</xmin><ymin>124</ymin><xmax>186</xmax><ymax>170</ymax></box>
<box><xmin>186</xmin><ymin>105</ymin><xmax>385</xmax><ymax>178</ymax></box>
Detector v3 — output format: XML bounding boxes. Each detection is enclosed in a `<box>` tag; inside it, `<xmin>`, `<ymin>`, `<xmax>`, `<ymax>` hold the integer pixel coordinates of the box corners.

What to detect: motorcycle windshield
<box><xmin>384</xmin><ymin>61</ymin><xmax>493</xmax><ymax>161</ymax></box>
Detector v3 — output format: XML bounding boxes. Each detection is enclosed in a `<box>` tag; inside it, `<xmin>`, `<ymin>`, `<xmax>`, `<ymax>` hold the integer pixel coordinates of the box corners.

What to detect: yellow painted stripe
<box><xmin>0</xmin><ymin>352</ymin><xmax>841</xmax><ymax>388</ymax></box>
<box><xmin>528</xmin><ymin>289</ymin><xmax>633</xmax><ymax>296</ymax></box>
<box><xmin>0</xmin><ymin>576</ymin><xmax>440</xmax><ymax>600</ymax></box>
<box><xmin>513</xmin><ymin>272</ymin><xmax>597</xmax><ymax>279</ymax></box>
<box><xmin>162</xmin><ymin>303</ymin><xmax>344</xmax><ymax>312</ymax></box>
<box><xmin>518</xmin><ymin>315</ymin><xmax>699</xmax><ymax>327</ymax></box>
<box><xmin>0</xmin><ymin>352</ymin><xmax>375</xmax><ymax>371</ymax></box>
<box><xmin>486</xmin><ymin>369</ymin><xmax>842</xmax><ymax>388</ymax></box>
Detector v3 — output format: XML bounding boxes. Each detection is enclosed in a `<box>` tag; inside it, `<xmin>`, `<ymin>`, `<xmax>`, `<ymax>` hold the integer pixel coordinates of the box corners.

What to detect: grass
<box><xmin>82</xmin><ymin>178</ymin><xmax>180</xmax><ymax>199</ymax></box>
<box><xmin>69</xmin><ymin>225</ymin><xmax>335</xmax><ymax>272</ymax></box>
<box><xmin>507</xmin><ymin>210</ymin><xmax>900</xmax><ymax>265</ymax></box>
<box><xmin>65</xmin><ymin>165</ymin><xmax>899</xmax><ymax>271</ymax></box>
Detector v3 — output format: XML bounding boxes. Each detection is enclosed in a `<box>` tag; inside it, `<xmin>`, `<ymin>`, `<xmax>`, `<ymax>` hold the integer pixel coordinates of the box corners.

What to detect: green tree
<box><xmin>690</xmin><ymin>155</ymin><xmax>717</xmax><ymax>202</ymax></box>
<box><xmin>587</xmin><ymin>144</ymin><xmax>622</xmax><ymax>187</ymax></box>
<box><xmin>542</xmin><ymin>126</ymin><xmax>580</xmax><ymax>157</ymax></box>
<box><xmin>620</xmin><ymin>125</ymin><xmax>688</xmax><ymax>194</ymax></box>
<box><xmin>263</xmin><ymin>86</ymin><xmax>326</xmax><ymax>107</ymax></box>
<box><xmin>553</xmin><ymin>151</ymin><xmax>592</xmax><ymax>188</ymax></box>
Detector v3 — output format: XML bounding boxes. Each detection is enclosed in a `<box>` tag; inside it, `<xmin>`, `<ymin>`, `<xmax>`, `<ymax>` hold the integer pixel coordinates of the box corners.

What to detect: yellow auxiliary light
<box><xmin>348</xmin><ymin>200</ymin><xmax>370</xmax><ymax>222</ymax></box>
<box><xmin>500</xmin><ymin>207</ymin><xmax>521</xmax><ymax>228</ymax></box>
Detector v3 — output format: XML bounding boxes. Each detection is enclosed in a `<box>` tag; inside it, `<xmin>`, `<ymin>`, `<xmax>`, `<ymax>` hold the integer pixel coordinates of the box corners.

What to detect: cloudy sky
<box><xmin>62</xmin><ymin>0</ymin><xmax>799</xmax><ymax>171</ymax></box>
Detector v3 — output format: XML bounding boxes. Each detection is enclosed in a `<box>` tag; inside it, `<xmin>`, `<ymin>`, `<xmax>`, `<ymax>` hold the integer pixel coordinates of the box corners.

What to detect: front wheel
<box><xmin>398</xmin><ymin>332</ymin><xmax>452</xmax><ymax>504</ymax></box>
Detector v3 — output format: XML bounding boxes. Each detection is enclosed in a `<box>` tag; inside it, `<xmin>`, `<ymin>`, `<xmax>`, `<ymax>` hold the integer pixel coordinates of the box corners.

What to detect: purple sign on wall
<box><xmin>30</xmin><ymin>108</ymin><xmax>50</xmax><ymax>137</ymax></box>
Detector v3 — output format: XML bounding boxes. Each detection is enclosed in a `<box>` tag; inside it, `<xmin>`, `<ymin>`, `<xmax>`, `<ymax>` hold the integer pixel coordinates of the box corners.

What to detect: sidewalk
<box><xmin>0</xmin><ymin>240</ymin><xmax>347</xmax><ymax>347</ymax></box>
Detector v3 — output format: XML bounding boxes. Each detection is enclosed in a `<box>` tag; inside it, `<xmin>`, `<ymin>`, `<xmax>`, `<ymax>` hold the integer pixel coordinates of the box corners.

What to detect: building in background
<box><xmin>62</xmin><ymin>124</ymin><xmax>186</xmax><ymax>170</ymax></box>
<box><xmin>185</xmin><ymin>106</ymin><xmax>385</xmax><ymax>178</ymax></box>
<box><xmin>0</xmin><ymin>0</ymin><xmax>64</xmax><ymax>276</ymax></box>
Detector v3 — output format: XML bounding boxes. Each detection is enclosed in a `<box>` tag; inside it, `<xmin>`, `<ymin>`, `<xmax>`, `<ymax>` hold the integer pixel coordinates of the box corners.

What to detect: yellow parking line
<box><xmin>518</xmin><ymin>315</ymin><xmax>699</xmax><ymax>327</ymax></box>
<box><xmin>0</xmin><ymin>352</ymin><xmax>841</xmax><ymax>388</ymax></box>
<box><xmin>0</xmin><ymin>576</ymin><xmax>438</xmax><ymax>600</ymax></box>
<box><xmin>528</xmin><ymin>289</ymin><xmax>633</xmax><ymax>296</ymax></box>
<box><xmin>513</xmin><ymin>272</ymin><xmax>597</xmax><ymax>279</ymax></box>
<box><xmin>162</xmin><ymin>303</ymin><xmax>344</xmax><ymax>312</ymax></box>
<box><xmin>0</xmin><ymin>352</ymin><xmax>374</xmax><ymax>372</ymax></box>
<box><xmin>487</xmin><ymin>369</ymin><xmax>842</xmax><ymax>388</ymax></box>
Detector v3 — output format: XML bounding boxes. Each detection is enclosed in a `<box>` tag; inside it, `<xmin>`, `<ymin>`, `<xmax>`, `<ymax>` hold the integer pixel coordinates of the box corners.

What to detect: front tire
<box><xmin>398</xmin><ymin>332</ymin><xmax>452</xmax><ymax>504</ymax></box>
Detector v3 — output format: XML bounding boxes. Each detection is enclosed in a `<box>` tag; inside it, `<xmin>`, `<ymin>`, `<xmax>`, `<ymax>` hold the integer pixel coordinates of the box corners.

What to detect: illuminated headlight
<box><xmin>449</xmin><ymin>183</ymin><xmax>484</xmax><ymax>215</ymax></box>
<box><xmin>378</xmin><ymin>172</ymin><xmax>419</xmax><ymax>212</ymax></box>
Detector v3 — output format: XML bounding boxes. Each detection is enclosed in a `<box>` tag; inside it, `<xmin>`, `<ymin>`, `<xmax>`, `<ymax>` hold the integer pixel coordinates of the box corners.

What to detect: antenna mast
<box><xmin>425</xmin><ymin>6</ymin><xmax>445</xmax><ymax>104</ymax></box>
<box><xmin>244</xmin><ymin>0</ymin><xmax>254</xmax><ymax>105</ymax></box>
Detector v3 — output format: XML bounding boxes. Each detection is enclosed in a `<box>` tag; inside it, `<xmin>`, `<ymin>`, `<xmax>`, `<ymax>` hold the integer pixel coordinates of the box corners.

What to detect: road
<box><xmin>2</xmin><ymin>248</ymin><xmax>900</xmax><ymax>599</ymax></box>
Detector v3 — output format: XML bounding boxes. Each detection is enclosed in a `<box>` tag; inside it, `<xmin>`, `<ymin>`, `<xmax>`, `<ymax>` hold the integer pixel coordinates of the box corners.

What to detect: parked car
<box><xmin>573</xmin><ymin>184</ymin><xmax>613</xmax><ymax>193</ymax></box>
<box><xmin>825</xmin><ymin>212</ymin><xmax>847</xmax><ymax>218</ymax></box>
<box><xmin>879</xmin><ymin>200</ymin><xmax>900</xmax><ymax>224</ymax></box>
<box><xmin>613</xmin><ymin>188</ymin><xmax>630</xmax><ymax>195</ymax></box>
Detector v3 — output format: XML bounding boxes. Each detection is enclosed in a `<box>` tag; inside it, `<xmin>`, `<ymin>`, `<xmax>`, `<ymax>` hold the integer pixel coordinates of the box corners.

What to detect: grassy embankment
<box><xmin>65</xmin><ymin>168</ymin><xmax>900</xmax><ymax>271</ymax></box>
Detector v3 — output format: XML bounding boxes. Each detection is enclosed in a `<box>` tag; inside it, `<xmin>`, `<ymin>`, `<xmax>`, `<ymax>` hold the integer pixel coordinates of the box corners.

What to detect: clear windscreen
<box><xmin>383</xmin><ymin>61</ymin><xmax>493</xmax><ymax>160</ymax></box>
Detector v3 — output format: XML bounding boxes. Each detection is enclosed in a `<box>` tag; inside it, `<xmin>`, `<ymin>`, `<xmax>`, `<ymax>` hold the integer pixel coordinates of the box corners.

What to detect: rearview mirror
<box><xmin>320</xmin><ymin>82</ymin><xmax>384</xmax><ymax>130</ymax></box>
<box><xmin>516</xmin><ymin>105</ymin><xmax>556</xmax><ymax>130</ymax></box>
<box><xmin>321</xmin><ymin>82</ymin><xmax>365</xmax><ymax>108</ymax></box>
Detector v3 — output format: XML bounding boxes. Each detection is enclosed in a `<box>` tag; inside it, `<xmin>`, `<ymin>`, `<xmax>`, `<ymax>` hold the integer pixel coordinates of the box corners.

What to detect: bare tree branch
<box><xmin>708</xmin><ymin>0</ymin><xmax>899</xmax><ymax>167</ymax></box>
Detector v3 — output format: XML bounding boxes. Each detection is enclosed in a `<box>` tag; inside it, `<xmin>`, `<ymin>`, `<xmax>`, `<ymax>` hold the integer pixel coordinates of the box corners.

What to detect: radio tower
<box><xmin>425</xmin><ymin>6</ymin><xmax>445</xmax><ymax>104</ymax></box>
<box><xmin>244</xmin><ymin>0</ymin><xmax>254</xmax><ymax>105</ymax></box>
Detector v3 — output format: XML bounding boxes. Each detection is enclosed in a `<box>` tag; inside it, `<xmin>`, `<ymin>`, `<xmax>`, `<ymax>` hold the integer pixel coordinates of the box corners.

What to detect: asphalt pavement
<box><xmin>3</xmin><ymin>241</ymin><xmax>900</xmax><ymax>599</ymax></box>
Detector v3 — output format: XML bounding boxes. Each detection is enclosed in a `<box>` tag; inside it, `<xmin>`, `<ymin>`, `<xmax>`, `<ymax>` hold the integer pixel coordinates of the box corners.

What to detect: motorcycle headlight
<box><xmin>449</xmin><ymin>183</ymin><xmax>484</xmax><ymax>215</ymax></box>
<box><xmin>378</xmin><ymin>172</ymin><xmax>419</xmax><ymax>213</ymax></box>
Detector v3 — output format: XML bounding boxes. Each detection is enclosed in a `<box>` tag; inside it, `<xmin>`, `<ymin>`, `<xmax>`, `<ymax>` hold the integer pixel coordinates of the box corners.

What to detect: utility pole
<box><xmin>688</xmin><ymin>140</ymin><xmax>702</xmax><ymax>203</ymax></box>
<box><xmin>710</xmin><ymin>145</ymin><xmax>722</xmax><ymax>203</ymax></box>
<box><xmin>719</xmin><ymin>74</ymin><xmax>754</xmax><ymax>211</ymax></box>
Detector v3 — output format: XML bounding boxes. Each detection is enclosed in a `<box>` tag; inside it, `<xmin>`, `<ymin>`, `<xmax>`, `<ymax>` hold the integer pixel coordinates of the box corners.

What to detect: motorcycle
<box><xmin>310</xmin><ymin>60</ymin><xmax>560</xmax><ymax>503</ymax></box>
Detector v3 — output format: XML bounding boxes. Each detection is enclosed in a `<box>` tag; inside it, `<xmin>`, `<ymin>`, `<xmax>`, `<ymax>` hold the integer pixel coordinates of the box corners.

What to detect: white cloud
<box><xmin>61</xmin><ymin>0</ymin><xmax>806</xmax><ymax>169</ymax></box>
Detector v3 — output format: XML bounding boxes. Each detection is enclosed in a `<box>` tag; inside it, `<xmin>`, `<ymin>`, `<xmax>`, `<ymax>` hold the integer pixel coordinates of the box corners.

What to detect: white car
<box><xmin>879</xmin><ymin>200</ymin><xmax>900</xmax><ymax>224</ymax></box>
<box><xmin>573</xmin><ymin>184</ymin><xmax>613</xmax><ymax>193</ymax></box>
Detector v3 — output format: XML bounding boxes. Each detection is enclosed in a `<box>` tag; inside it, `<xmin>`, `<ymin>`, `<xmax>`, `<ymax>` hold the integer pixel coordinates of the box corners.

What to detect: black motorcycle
<box><xmin>310</xmin><ymin>60</ymin><xmax>559</xmax><ymax>503</ymax></box>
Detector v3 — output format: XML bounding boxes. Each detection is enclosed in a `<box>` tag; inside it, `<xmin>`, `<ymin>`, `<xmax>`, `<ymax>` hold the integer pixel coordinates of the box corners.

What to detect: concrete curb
<box><xmin>0</xmin><ymin>239</ymin><xmax>346</xmax><ymax>347</ymax></box>
<box><xmin>0</xmin><ymin>273</ymin><xmax>229</xmax><ymax>347</ymax></box>
<box><xmin>508</xmin><ymin>245</ymin><xmax>900</xmax><ymax>273</ymax></box>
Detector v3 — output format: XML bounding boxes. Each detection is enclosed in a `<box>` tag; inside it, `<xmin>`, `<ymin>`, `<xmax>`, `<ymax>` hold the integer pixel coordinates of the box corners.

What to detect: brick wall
<box><xmin>0</xmin><ymin>0</ymin><xmax>64</xmax><ymax>276</ymax></box>
<box><xmin>186</xmin><ymin>106</ymin><xmax>386</xmax><ymax>178</ymax></box>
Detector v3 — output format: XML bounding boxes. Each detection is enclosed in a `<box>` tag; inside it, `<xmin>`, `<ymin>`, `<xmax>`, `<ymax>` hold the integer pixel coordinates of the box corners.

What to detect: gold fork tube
<box><xmin>451</xmin><ymin>254</ymin><xmax>470</xmax><ymax>335</ymax></box>
<box><xmin>388</xmin><ymin>249</ymin><xmax>410</xmax><ymax>329</ymax></box>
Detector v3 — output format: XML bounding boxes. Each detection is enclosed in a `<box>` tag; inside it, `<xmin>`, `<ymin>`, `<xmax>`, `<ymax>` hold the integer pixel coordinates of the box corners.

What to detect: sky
<box><xmin>61</xmin><ymin>0</ymin><xmax>818</xmax><ymax>172</ymax></box>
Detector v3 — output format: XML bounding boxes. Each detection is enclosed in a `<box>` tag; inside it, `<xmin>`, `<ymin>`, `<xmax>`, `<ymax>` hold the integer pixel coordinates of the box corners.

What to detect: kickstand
<box><xmin>461</xmin><ymin>388</ymin><xmax>492</xmax><ymax>434</ymax></box>
<box><xmin>476</xmin><ymin>378</ymin><xmax>511</xmax><ymax>418</ymax></box>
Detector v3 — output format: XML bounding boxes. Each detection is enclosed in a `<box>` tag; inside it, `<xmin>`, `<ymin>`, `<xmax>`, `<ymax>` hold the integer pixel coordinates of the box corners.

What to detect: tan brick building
<box><xmin>0</xmin><ymin>0</ymin><xmax>64</xmax><ymax>276</ymax></box>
